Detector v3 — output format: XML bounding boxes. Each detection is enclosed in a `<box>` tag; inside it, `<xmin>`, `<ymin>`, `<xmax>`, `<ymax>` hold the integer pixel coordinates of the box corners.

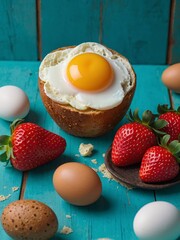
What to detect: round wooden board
<box><xmin>105</xmin><ymin>147</ymin><xmax>180</xmax><ymax>190</ymax></box>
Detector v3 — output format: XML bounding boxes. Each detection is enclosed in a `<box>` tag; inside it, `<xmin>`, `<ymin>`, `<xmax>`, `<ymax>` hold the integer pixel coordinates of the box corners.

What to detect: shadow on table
<box><xmin>67</xmin><ymin>195</ymin><xmax>112</xmax><ymax>215</ymax></box>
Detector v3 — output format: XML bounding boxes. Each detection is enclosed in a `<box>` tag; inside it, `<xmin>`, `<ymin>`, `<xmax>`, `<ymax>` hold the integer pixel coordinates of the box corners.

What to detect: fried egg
<box><xmin>39</xmin><ymin>42</ymin><xmax>133</xmax><ymax>110</ymax></box>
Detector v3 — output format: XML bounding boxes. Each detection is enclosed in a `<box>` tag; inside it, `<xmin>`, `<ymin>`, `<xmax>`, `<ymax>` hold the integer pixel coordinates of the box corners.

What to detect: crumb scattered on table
<box><xmin>92</xmin><ymin>167</ymin><xmax>98</xmax><ymax>172</ymax></box>
<box><xmin>79</xmin><ymin>143</ymin><xmax>94</xmax><ymax>157</ymax></box>
<box><xmin>102</xmin><ymin>153</ymin><xmax>105</xmax><ymax>158</ymax></box>
<box><xmin>91</xmin><ymin>159</ymin><xmax>97</xmax><ymax>164</ymax></box>
<box><xmin>66</xmin><ymin>214</ymin><xmax>71</xmax><ymax>219</ymax></box>
<box><xmin>98</xmin><ymin>163</ymin><xmax>115</xmax><ymax>181</ymax></box>
<box><xmin>12</xmin><ymin>186</ymin><xmax>19</xmax><ymax>192</ymax></box>
<box><xmin>0</xmin><ymin>194</ymin><xmax>11</xmax><ymax>202</ymax></box>
<box><xmin>99</xmin><ymin>163</ymin><xmax>133</xmax><ymax>189</ymax></box>
<box><xmin>60</xmin><ymin>226</ymin><xmax>73</xmax><ymax>234</ymax></box>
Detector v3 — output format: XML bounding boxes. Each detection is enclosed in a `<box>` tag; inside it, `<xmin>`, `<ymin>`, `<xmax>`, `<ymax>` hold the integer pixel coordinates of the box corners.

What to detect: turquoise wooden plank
<box><xmin>0</xmin><ymin>62</ymin><xmax>179</xmax><ymax>239</ymax></box>
<box><xmin>130</xmin><ymin>65</ymin><xmax>170</xmax><ymax>114</ymax></box>
<box><xmin>41</xmin><ymin>0</ymin><xmax>171</xmax><ymax>64</ymax></box>
<box><xmin>0</xmin><ymin>0</ymin><xmax>37</xmax><ymax>60</ymax></box>
<box><xmin>41</xmin><ymin>0</ymin><xmax>100</xmax><ymax>58</ymax></box>
<box><xmin>23</xmin><ymin>65</ymin><xmax>171</xmax><ymax>239</ymax></box>
<box><xmin>0</xmin><ymin>61</ymin><xmax>36</xmax><ymax>238</ymax></box>
<box><xmin>170</xmin><ymin>0</ymin><xmax>180</xmax><ymax>64</ymax></box>
<box><xmin>101</xmin><ymin>0</ymin><xmax>171</xmax><ymax>64</ymax></box>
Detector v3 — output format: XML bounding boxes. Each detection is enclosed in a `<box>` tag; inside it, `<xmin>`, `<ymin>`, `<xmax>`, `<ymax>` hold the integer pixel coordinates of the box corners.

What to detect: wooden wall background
<box><xmin>0</xmin><ymin>0</ymin><xmax>179</xmax><ymax>64</ymax></box>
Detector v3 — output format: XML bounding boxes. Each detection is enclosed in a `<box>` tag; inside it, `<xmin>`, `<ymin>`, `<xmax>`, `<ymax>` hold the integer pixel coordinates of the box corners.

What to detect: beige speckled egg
<box><xmin>53</xmin><ymin>162</ymin><xmax>102</xmax><ymax>206</ymax></box>
<box><xmin>1</xmin><ymin>200</ymin><xmax>58</xmax><ymax>240</ymax></box>
<box><xmin>161</xmin><ymin>63</ymin><xmax>180</xmax><ymax>93</ymax></box>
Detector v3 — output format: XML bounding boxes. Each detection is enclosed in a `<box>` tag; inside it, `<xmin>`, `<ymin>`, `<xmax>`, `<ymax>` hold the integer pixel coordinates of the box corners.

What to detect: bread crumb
<box><xmin>12</xmin><ymin>186</ymin><xmax>19</xmax><ymax>192</ymax></box>
<box><xmin>79</xmin><ymin>143</ymin><xmax>94</xmax><ymax>157</ymax></box>
<box><xmin>75</xmin><ymin>154</ymin><xmax>80</xmax><ymax>157</ymax></box>
<box><xmin>98</xmin><ymin>164</ymin><xmax>115</xmax><ymax>181</ymax></box>
<box><xmin>92</xmin><ymin>167</ymin><xmax>98</xmax><ymax>172</ymax></box>
<box><xmin>102</xmin><ymin>153</ymin><xmax>105</xmax><ymax>158</ymax></box>
<box><xmin>91</xmin><ymin>159</ymin><xmax>97</xmax><ymax>164</ymax></box>
<box><xmin>60</xmin><ymin>226</ymin><xmax>73</xmax><ymax>234</ymax></box>
<box><xmin>0</xmin><ymin>194</ymin><xmax>11</xmax><ymax>202</ymax></box>
<box><xmin>66</xmin><ymin>214</ymin><xmax>71</xmax><ymax>219</ymax></box>
<box><xmin>99</xmin><ymin>164</ymin><xmax>133</xmax><ymax>189</ymax></box>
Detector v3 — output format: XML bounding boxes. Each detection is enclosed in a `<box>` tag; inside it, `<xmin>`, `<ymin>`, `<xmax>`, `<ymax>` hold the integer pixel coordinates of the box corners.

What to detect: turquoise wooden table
<box><xmin>0</xmin><ymin>61</ymin><xmax>180</xmax><ymax>240</ymax></box>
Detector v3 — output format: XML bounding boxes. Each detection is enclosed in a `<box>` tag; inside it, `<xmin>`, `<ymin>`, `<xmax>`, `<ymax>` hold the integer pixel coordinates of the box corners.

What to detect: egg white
<box><xmin>39</xmin><ymin>42</ymin><xmax>132</xmax><ymax>110</ymax></box>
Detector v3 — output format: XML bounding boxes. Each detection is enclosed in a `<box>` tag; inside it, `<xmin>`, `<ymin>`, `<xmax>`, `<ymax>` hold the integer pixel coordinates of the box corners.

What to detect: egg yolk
<box><xmin>66</xmin><ymin>53</ymin><xmax>114</xmax><ymax>92</ymax></box>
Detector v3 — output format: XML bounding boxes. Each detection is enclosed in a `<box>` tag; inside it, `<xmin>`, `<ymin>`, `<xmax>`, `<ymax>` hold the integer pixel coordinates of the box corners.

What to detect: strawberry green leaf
<box><xmin>157</xmin><ymin>104</ymin><xmax>172</xmax><ymax>114</ymax></box>
<box><xmin>126</xmin><ymin>108</ymin><xmax>167</xmax><ymax>136</ymax></box>
<box><xmin>152</xmin><ymin>119</ymin><xmax>168</xmax><ymax>130</ymax></box>
<box><xmin>169</xmin><ymin>140</ymin><xmax>180</xmax><ymax>155</ymax></box>
<box><xmin>129</xmin><ymin>109</ymin><xmax>134</xmax><ymax>119</ymax></box>
<box><xmin>0</xmin><ymin>135</ymin><xmax>10</xmax><ymax>146</ymax></box>
<box><xmin>142</xmin><ymin>110</ymin><xmax>153</xmax><ymax>124</ymax></box>
<box><xmin>10</xmin><ymin>119</ymin><xmax>24</xmax><ymax>134</ymax></box>
<box><xmin>161</xmin><ymin>135</ymin><xmax>170</xmax><ymax>147</ymax></box>
<box><xmin>0</xmin><ymin>152</ymin><xmax>8</xmax><ymax>162</ymax></box>
<box><xmin>159</xmin><ymin>135</ymin><xmax>180</xmax><ymax>162</ymax></box>
<box><xmin>0</xmin><ymin>146</ymin><xmax>5</xmax><ymax>151</ymax></box>
<box><xmin>133</xmin><ymin>109</ymin><xmax>141</xmax><ymax>123</ymax></box>
<box><xmin>157</xmin><ymin>104</ymin><xmax>180</xmax><ymax>115</ymax></box>
<box><xmin>153</xmin><ymin>129</ymin><xmax>167</xmax><ymax>135</ymax></box>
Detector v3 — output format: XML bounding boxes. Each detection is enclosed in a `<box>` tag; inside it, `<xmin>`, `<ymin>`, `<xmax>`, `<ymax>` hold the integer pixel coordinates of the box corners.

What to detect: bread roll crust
<box><xmin>38</xmin><ymin>46</ymin><xmax>136</xmax><ymax>137</ymax></box>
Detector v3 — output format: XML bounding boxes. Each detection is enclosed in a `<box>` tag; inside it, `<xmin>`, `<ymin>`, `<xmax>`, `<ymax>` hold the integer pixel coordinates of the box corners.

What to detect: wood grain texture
<box><xmin>1</xmin><ymin>0</ymin><xmax>180</xmax><ymax>64</ymax></box>
<box><xmin>41</xmin><ymin>0</ymin><xmax>100</xmax><ymax>58</ymax></box>
<box><xmin>0</xmin><ymin>0</ymin><xmax>37</xmax><ymax>60</ymax></box>
<box><xmin>0</xmin><ymin>62</ymin><xmax>179</xmax><ymax>239</ymax></box>
<box><xmin>40</xmin><ymin>0</ymin><xmax>171</xmax><ymax>64</ymax></box>
<box><xmin>101</xmin><ymin>0</ymin><xmax>171</xmax><ymax>64</ymax></box>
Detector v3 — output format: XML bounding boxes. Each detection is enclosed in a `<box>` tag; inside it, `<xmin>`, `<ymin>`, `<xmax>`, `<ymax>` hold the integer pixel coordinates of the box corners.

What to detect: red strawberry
<box><xmin>111</xmin><ymin>109</ymin><xmax>167</xmax><ymax>166</ymax></box>
<box><xmin>0</xmin><ymin>119</ymin><xmax>66</xmax><ymax>171</ymax></box>
<box><xmin>139</xmin><ymin>135</ymin><xmax>180</xmax><ymax>183</ymax></box>
<box><xmin>158</xmin><ymin>104</ymin><xmax>180</xmax><ymax>141</ymax></box>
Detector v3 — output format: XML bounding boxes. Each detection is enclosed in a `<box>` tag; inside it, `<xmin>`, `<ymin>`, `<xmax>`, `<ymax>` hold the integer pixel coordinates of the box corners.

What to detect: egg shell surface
<box><xmin>133</xmin><ymin>201</ymin><xmax>180</xmax><ymax>240</ymax></box>
<box><xmin>161</xmin><ymin>63</ymin><xmax>180</xmax><ymax>93</ymax></box>
<box><xmin>0</xmin><ymin>85</ymin><xmax>30</xmax><ymax>121</ymax></box>
<box><xmin>1</xmin><ymin>199</ymin><xmax>58</xmax><ymax>239</ymax></box>
<box><xmin>53</xmin><ymin>162</ymin><xmax>102</xmax><ymax>206</ymax></box>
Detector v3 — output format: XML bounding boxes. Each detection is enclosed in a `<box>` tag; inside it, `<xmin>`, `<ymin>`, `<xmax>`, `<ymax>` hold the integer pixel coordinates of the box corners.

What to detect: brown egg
<box><xmin>1</xmin><ymin>200</ymin><xmax>58</xmax><ymax>240</ymax></box>
<box><xmin>53</xmin><ymin>162</ymin><xmax>102</xmax><ymax>206</ymax></box>
<box><xmin>162</xmin><ymin>63</ymin><xmax>180</xmax><ymax>93</ymax></box>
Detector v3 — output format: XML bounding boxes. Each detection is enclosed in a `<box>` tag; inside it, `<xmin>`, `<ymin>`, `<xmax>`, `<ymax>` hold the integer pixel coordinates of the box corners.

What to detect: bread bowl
<box><xmin>38</xmin><ymin>42</ymin><xmax>136</xmax><ymax>137</ymax></box>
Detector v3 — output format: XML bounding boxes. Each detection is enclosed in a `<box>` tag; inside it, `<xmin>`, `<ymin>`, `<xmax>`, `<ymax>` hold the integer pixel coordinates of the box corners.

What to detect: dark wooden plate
<box><xmin>105</xmin><ymin>147</ymin><xmax>180</xmax><ymax>190</ymax></box>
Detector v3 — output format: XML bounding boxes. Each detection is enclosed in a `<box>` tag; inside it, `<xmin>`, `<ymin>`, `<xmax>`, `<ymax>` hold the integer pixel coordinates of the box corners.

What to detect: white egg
<box><xmin>133</xmin><ymin>201</ymin><xmax>180</xmax><ymax>240</ymax></box>
<box><xmin>39</xmin><ymin>42</ymin><xmax>133</xmax><ymax>110</ymax></box>
<box><xmin>0</xmin><ymin>85</ymin><xmax>30</xmax><ymax>121</ymax></box>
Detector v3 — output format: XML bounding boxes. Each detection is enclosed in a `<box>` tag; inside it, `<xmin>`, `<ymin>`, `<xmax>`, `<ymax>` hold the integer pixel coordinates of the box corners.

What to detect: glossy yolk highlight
<box><xmin>66</xmin><ymin>53</ymin><xmax>114</xmax><ymax>92</ymax></box>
